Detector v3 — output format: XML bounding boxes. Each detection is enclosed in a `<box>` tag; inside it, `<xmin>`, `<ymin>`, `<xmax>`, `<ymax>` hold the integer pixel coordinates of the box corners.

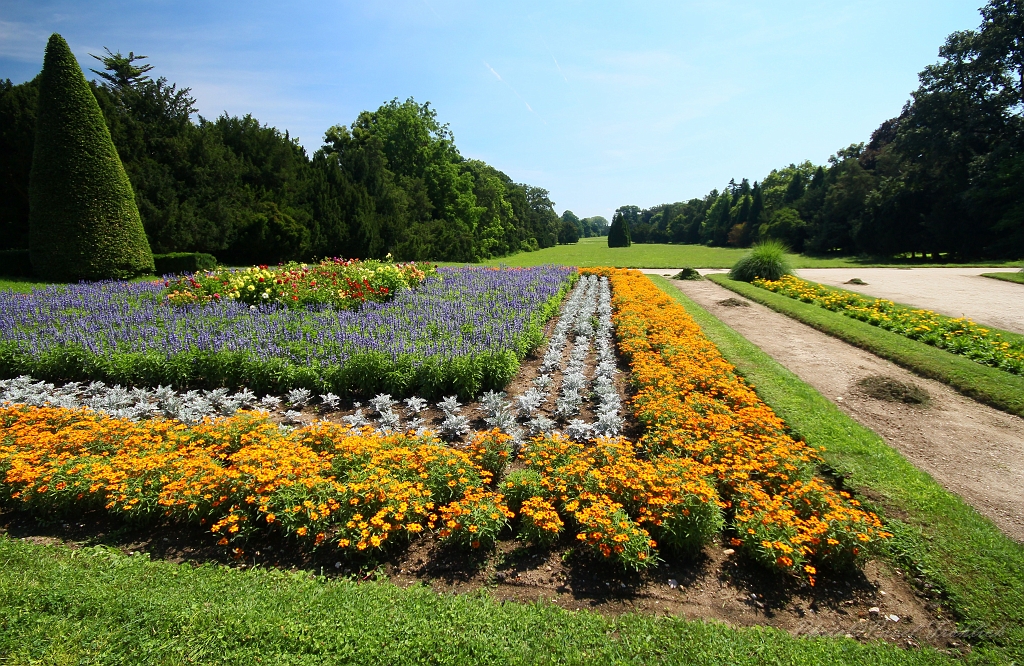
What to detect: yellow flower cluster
<box><xmin>754</xmin><ymin>275</ymin><xmax>1024</xmax><ymax>375</ymax></box>
<box><xmin>583</xmin><ymin>267</ymin><xmax>891</xmax><ymax>582</ymax></box>
<box><xmin>0</xmin><ymin>406</ymin><xmax>504</xmax><ymax>555</ymax></box>
<box><xmin>506</xmin><ymin>434</ymin><xmax>722</xmax><ymax>569</ymax></box>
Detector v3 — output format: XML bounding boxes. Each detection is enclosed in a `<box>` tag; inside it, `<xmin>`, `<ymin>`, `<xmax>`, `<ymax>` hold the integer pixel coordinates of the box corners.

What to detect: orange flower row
<box><xmin>582</xmin><ymin>267</ymin><xmax>890</xmax><ymax>582</ymax></box>
<box><xmin>0</xmin><ymin>406</ymin><xmax>511</xmax><ymax>556</ymax></box>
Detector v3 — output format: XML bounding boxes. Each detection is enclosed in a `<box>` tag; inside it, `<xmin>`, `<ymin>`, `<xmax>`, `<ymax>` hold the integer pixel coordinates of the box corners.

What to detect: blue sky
<box><xmin>1</xmin><ymin>1</ymin><xmax>983</xmax><ymax>221</ymax></box>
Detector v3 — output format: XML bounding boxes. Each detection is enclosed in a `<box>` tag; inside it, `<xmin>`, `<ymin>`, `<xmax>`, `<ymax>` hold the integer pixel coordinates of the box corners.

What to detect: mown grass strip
<box><xmin>705</xmin><ymin>274</ymin><xmax>1024</xmax><ymax>419</ymax></box>
<box><xmin>981</xmin><ymin>271</ymin><xmax>1024</xmax><ymax>285</ymax></box>
<box><xmin>651</xmin><ymin>275</ymin><xmax>1024</xmax><ymax>665</ymax></box>
<box><xmin>0</xmin><ymin>536</ymin><xmax>955</xmax><ymax>665</ymax></box>
<box><xmin>472</xmin><ymin>238</ymin><xmax>1020</xmax><ymax>270</ymax></box>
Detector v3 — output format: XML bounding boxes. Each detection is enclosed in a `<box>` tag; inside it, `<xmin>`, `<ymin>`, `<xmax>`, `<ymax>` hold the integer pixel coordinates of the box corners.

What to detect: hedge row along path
<box><xmin>668</xmin><ymin>277</ymin><xmax>1024</xmax><ymax>543</ymax></box>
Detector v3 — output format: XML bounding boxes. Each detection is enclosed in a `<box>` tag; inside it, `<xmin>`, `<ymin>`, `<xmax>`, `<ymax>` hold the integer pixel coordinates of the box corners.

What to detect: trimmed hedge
<box><xmin>28</xmin><ymin>33</ymin><xmax>154</xmax><ymax>282</ymax></box>
<box><xmin>0</xmin><ymin>249</ymin><xmax>33</xmax><ymax>277</ymax></box>
<box><xmin>153</xmin><ymin>252</ymin><xmax>218</xmax><ymax>275</ymax></box>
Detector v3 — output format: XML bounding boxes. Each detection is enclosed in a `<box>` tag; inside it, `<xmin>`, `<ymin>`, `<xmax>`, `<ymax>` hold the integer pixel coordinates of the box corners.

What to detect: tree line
<box><xmin>1</xmin><ymin>51</ymin><xmax>567</xmax><ymax>264</ymax></box>
<box><xmin>611</xmin><ymin>0</ymin><xmax>1024</xmax><ymax>260</ymax></box>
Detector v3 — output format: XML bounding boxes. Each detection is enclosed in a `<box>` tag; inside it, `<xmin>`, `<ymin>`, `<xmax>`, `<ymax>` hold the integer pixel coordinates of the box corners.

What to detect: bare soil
<box><xmin>0</xmin><ymin>513</ymin><xmax>961</xmax><ymax>653</ymax></box>
<box><xmin>669</xmin><ymin>278</ymin><xmax>1024</xmax><ymax>543</ymax></box>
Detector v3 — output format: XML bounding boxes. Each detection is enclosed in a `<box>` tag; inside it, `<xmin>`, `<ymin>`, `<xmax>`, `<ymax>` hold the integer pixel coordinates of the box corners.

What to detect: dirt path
<box><xmin>668</xmin><ymin>277</ymin><xmax>1024</xmax><ymax>543</ymax></box>
<box><xmin>795</xmin><ymin>268</ymin><xmax>1024</xmax><ymax>336</ymax></box>
<box><xmin>644</xmin><ymin>268</ymin><xmax>1023</xmax><ymax>335</ymax></box>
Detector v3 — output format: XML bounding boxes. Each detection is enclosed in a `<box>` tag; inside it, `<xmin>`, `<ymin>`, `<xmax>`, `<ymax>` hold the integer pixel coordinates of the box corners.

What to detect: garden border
<box><xmin>651</xmin><ymin>275</ymin><xmax>1024</xmax><ymax>663</ymax></box>
<box><xmin>706</xmin><ymin>274</ymin><xmax>1024</xmax><ymax>419</ymax></box>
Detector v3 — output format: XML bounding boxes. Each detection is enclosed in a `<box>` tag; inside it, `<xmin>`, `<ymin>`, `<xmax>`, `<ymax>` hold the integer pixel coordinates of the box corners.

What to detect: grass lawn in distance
<box><xmin>476</xmin><ymin>237</ymin><xmax>1021</xmax><ymax>269</ymax></box>
<box><xmin>981</xmin><ymin>271</ymin><xmax>1024</xmax><ymax>284</ymax></box>
<box><xmin>649</xmin><ymin>275</ymin><xmax>1024</xmax><ymax>664</ymax></box>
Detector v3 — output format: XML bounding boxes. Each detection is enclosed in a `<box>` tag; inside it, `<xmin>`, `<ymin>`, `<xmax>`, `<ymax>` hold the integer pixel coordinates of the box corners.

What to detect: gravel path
<box><xmin>643</xmin><ymin>268</ymin><xmax>1023</xmax><ymax>335</ymax></box>
<box><xmin>666</xmin><ymin>277</ymin><xmax>1024</xmax><ymax>543</ymax></box>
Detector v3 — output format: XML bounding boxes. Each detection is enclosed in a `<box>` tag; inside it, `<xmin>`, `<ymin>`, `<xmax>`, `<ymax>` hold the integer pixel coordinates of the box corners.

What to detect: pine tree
<box><xmin>607</xmin><ymin>211</ymin><xmax>631</xmax><ymax>247</ymax></box>
<box><xmin>29</xmin><ymin>33</ymin><xmax>154</xmax><ymax>281</ymax></box>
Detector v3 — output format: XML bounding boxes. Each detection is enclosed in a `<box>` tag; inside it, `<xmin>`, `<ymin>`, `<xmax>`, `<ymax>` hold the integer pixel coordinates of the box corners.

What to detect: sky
<box><xmin>1</xmin><ymin>0</ymin><xmax>984</xmax><ymax>221</ymax></box>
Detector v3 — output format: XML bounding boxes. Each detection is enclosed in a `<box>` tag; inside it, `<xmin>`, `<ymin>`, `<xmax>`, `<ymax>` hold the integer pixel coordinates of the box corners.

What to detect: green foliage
<box><xmin>557</xmin><ymin>218</ymin><xmax>580</xmax><ymax>244</ymax></box>
<box><xmin>671</xmin><ymin>267</ymin><xmax>702</xmax><ymax>280</ymax></box>
<box><xmin>607</xmin><ymin>209</ymin><xmax>631</xmax><ymax>247</ymax></box>
<box><xmin>28</xmin><ymin>34</ymin><xmax>155</xmax><ymax>281</ymax></box>
<box><xmin>3</xmin><ymin>55</ymin><xmax>561</xmax><ymax>265</ymax></box>
<box><xmin>0</xmin><ymin>537</ymin><xmax>962</xmax><ymax>665</ymax></box>
<box><xmin>0</xmin><ymin>249</ymin><xmax>33</xmax><ymax>277</ymax></box>
<box><xmin>0</xmin><ymin>77</ymin><xmax>38</xmax><ymax>251</ymax></box>
<box><xmin>728</xmin><ymin>240</ymin><xmax>792</xmax><ymax>282</ymax></box>
<box><xmin>152</xmin><ymin>252</ymin><xmax>216</xmax><ymax>275</ymax></box>
<box><xmin>759</xmin><ymin>207</ymin><xmax>807</xmax><ymax>250</ymax></box>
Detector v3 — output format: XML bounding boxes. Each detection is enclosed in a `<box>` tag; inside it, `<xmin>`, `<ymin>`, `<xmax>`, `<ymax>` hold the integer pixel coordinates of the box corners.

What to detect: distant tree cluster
<box><xmin>557</xmin><ymin>210</ymin><xmax>608</xmax><ymax>244</ymax></box>
<box><xmin>613</xmin><ymin>0</ymin><xmax>1024</xmax><ymax>260</ymax></box>
<box><xmin>1</xmin><ymin>51</ymin><xmax>563</xmax><ymax>264</ymax></box>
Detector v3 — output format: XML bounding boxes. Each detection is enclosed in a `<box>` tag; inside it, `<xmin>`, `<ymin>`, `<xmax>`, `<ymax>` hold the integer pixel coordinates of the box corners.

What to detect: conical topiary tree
<box><xmin>29</xmin><ymin>33</ymin><xmax>154</xmax><ymax>281</ymax></box>
<box><xmin>607</xmin><ymin>211</ymin><xmax>631</xmax><ymax>248</ymax></box>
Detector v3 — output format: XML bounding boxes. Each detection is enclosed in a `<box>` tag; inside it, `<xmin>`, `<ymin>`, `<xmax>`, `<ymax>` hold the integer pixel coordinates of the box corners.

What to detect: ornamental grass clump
<box><xmin>728</xmin><ymin>240</ymin><xmax>792</xmax><ymax>282</ymax></box>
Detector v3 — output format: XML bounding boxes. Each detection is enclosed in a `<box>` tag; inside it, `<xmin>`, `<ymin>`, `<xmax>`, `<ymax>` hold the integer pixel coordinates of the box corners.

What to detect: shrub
<box><xmin>0</xmin><ymin>250</ymin><xmax>33</xmax><ymax>277</ymax></box>
<box><xmin>672</xmin><ymin>267</ymin><xmax>702</xmax><ymax>280</ymax></box>
<box><xmin>28</xmin><ymin>34</ymin><xmax>154</xmax><ymax>281</ymax></box>
<box><xmin>153</xmin><ymin>252</ymin><xmax>217</xmax><ymax>275</ymax></box>
<box><xmin>729</xmin><ymin>240</ymin><xmax>792</xmax><ymax>282</ymax></box>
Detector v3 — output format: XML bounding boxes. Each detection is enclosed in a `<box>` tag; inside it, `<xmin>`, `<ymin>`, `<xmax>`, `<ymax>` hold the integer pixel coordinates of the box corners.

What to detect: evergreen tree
<box><xmin>607</xmin><ymin>210</ymin><xmax>631</xmax><ymax>247</ymax></box>
<box><xmin>29</xmin><ymin>34</ymin><xmax>153</xmax><ymax>280</ymax></box>
<box><xmin>737</xmin><ymin>183</ymin><xmax>763</xmax><ymax>247</ymax></box>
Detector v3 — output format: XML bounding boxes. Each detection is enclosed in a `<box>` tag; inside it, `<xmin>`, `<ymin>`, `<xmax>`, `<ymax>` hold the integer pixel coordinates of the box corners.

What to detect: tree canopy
<box><xmin>1</xmin><ymin>50</ymin><xmax>561</xmax><ymax>264</ymax></box>
<box><xmin>613</xmin><ymin>0</ymin><xmax>1024</xmax><ymax>260</ymax></box>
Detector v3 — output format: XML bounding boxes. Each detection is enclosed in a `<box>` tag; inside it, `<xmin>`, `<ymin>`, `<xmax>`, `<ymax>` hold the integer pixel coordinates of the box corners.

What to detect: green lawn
<box><xmin>981</xmin><ymin>271</ymin><xmax>1024</xmax><ymax>285</ymax></box>
<box><xmin>706</xmin><ymin>274</ymin><xmax>1024</xmax><ymax>420</ymax></box>
<box><xmin>650</xmin><ymin>276</ymin><xmax>1024</xmax><ymax>665</ymax></box>
<box><xmin>0</xmin><ymin>276</ymin><xmax>54</xmax><ymax>293</ymax></box>
<box><xmin>0</xmin><ymin>275</ymin><xmax>162</xmax><ymax>293</ymax></box>
<box><xmin>474</xmin><ymin>238</ymin><xmax>1020</xmax><ymax>269</ymax></box>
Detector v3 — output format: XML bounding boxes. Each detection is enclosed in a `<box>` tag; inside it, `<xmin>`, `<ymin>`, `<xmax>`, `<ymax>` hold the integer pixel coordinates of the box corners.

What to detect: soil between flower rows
<box><xmin>0</xmin><ymin>278</ymin><xmax>962</xmax><ymax>654</ymax></box>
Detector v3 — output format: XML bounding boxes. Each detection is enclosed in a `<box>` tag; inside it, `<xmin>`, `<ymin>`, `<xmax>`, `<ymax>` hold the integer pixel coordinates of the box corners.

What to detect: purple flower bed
<box><xmin>0</xmin><ymin>266</ymin><xmax>576</xmax><ymax>398</ymax></box>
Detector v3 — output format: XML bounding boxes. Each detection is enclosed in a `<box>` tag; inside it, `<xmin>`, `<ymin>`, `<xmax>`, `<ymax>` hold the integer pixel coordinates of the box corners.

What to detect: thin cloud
<box><xmin>483</xmin><ymin>61</ymin><xmax>544</xmax><ymax>121</ymax></box>
<box><xmin>551</xmin><ymin>55</ymin><xmax>569</xmax><ymax>86</ymax></box>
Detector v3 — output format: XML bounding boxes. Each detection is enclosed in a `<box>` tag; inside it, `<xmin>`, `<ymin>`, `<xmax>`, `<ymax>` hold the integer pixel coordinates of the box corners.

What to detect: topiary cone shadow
<box><xmin>28</xmin><ymin>33</ymin><xmax>154</xmax><ymax>281</ymax></box>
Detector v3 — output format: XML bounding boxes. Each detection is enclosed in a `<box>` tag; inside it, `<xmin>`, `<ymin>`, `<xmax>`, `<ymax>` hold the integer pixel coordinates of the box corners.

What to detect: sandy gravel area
<box><xmin>644</xmin><ymin>267</ymin><xmax>1023</xmax><ymax>335</ymax></box>
<box><xmin>667</xmin><ymin>277</ymin><xmax>1024</xmax><ymax>543</ymax></box>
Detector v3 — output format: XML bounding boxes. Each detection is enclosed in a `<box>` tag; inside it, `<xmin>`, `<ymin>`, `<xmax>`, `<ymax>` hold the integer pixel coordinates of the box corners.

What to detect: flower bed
<box><xmin>753</xmin><ymin>275</ymin><xmax>1024</xmax><ymax>376</ymax></box>
<box><xmin>0</xmin><ymin>268</ymin><xmax>889</xmax><ymax>584</ymax></box>
<box><xmin>0</xmin><ymin>266</ymin><xmax>576</xmax><ymax>398</ymax></box>
<box><xmin>588</xmin><ymin>268</ymin><xmax>890</xmax><ymax>582</ymax></box>
<box><xmin>164</xmin><ymin>257</ymin><xmax>436</xmax><ymax>310</ymax></box>
<box><xmin>0</xmin><ymin>406</ymin><xmax>512</xmax><ymax>554</ymax></box>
